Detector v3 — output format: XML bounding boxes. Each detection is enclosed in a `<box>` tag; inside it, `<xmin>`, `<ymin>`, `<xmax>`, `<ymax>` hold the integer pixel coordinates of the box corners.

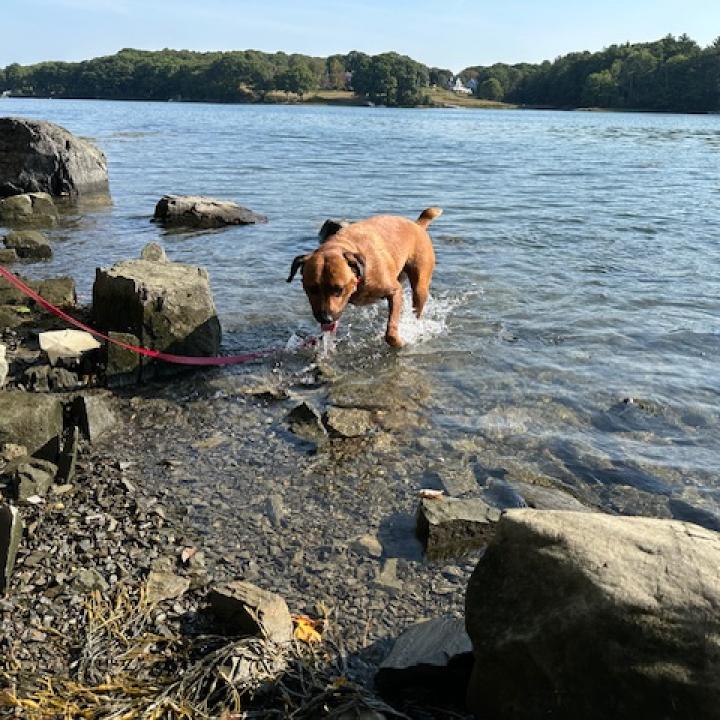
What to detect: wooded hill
<box><xmin>2</xmin><ymin>34</ymin><xmax>719</xmax><ymax>112</ymax></box>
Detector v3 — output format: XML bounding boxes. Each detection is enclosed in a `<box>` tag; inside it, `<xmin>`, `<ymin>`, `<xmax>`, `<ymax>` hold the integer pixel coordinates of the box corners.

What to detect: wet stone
<box><xmin>286</xmin><ymin>401</ymin><xmax>327</xmax><ymax>443</ymax></box>
<box><xmin>416</xmin><ymin>497</ymin><xmax>501</xmax><ymax>561</ymax></box>
<box><xmin>3</xmin><ymin>231</ymin><xmax>52</xmax><ymax>260</ymax></box>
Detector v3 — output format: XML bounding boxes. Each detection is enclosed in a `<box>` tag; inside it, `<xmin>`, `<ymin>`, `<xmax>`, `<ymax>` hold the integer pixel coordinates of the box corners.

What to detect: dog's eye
<box><xmin>330</xmin><ymin>286</ymin><xmax>343</xmax><ymax>296</ymax></box>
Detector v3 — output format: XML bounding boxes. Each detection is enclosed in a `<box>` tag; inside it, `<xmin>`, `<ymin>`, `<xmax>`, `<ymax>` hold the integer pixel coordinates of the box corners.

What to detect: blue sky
<box><xmin>2</xmin><ymin>0</ymin><xmax>718</xmax><ymax>72</ymax></box>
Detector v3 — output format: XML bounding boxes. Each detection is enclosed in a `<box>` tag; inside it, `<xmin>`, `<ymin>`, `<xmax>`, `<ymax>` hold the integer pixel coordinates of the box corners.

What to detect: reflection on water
<box><xmin>3</xmin><ymin>98</ymin><xmax>720</xmax><ymax>526</ymax></box>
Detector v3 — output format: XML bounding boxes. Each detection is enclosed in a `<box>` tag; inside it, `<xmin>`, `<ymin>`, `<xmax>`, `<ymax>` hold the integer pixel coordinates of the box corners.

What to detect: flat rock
<box><xmin>423</xmin><ymin>465</ymin><xmax>477</xmax><ymax>497</ymax></box>
<box><xmin>0</xmin><ymin>192</ymin><xmax>58</xmax><ymax>225</ymax></box>
<box><xmin>146</xmin><ymin>571</ymin><xmax>191</xmax><ymax>605</ymax></box>
<box><xmin>511</xmin><ymin>480</ymin><xmax>591</xmax><ymax>512</ymax></box>
<box><xmin>324</xmin><ymin>406</ymin><xmax>374</xmax><ymax>438</ymax></box>
<box><xmin>93</xmin><ymin>259</ymin><xmax>221</xmax><ymax>376</ymax></box>
<box><xmin>208</xmin><ymin>580</ymin><xmax>293</xmax><ymax>644</ymax></box>
<box><xmin>153</xmin><ymin>194</ymin><xmax>268</xmax><ymax>228</ymax></box>
<box><xmin>0</xmin><ymin>117</ymin><xmax>109</xmax><ymax>197</ymax></box>
<box><xmin>3</xmin><ymin>231</ymin><xmax>52</xmax><ymax>260</ymax></box>
<box><xmin>0</xmin><ymin>391</ymin><xmax>63</xmax><ymax>459</ymax></box>
<box><xmin>416</xmin><ymin>497</ymin><xmax>501</xmax><ymax>560</ymax></box>
<box><xmin>465</xmin><ymin>510</ymin><xmax>720</xmax><ymax>720</ymax></box>
<box><xmin>376</xmin><ymin>616</ymin><xmax>473</xmax><ymax>705</ymax></box>
<box><xmin>0</xmin><ymin>504</ymin><xmax>23</xmax><ymax>594</ymax></box>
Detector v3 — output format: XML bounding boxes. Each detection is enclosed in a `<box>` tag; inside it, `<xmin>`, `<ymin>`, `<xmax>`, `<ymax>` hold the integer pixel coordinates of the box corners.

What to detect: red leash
<box><xmin>0</xmin><ymin>265</ymin><xmax>313</xmax><ymax>366</ymax></box>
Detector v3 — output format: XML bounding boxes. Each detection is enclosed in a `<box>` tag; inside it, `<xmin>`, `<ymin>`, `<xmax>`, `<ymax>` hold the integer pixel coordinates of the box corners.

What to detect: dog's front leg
<box><xmin>385</xmin><ymin>285</ymin><xmax>404</xmax><ymax>348</ymax></box>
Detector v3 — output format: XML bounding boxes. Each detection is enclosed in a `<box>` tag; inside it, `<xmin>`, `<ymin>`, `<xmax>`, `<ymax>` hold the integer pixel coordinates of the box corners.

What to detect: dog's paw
<box><xmin>385</xmin><ymin>333</ymin><xmax>405</xmax><ymax>349</ymax></box>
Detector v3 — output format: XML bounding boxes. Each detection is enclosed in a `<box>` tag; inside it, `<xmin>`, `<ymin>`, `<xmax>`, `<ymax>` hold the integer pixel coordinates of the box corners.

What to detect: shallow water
<box><xmin>4</xmin><ymin>98</ymin><xmax>720</xmax><ymax>524</ymax></box>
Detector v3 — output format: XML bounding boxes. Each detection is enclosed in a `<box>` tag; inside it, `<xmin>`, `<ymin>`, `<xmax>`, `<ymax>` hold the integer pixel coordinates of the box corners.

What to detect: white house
<box><xmin>452</xmin><ymin>77</ymin><xmax>473</xmax><ymax>95</ymax></box>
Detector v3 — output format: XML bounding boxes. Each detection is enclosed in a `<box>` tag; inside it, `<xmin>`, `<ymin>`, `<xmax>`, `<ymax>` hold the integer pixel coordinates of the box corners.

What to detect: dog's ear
<box><xmin>287</xmin><ymin>254</ymin><xmax>310</xmax><ymax>283</ymax></box>
<box><xmin>343</xmin><ymin>251</ymin><xmax>365</xmax><ymax>281</ymax></box>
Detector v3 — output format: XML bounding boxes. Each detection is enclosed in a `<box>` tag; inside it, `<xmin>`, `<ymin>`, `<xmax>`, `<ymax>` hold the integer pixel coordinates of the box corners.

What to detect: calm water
<box><xmin>4</xmin><ymin>98</ymin><xmax>720</xmax><ymax>524</ymax></box>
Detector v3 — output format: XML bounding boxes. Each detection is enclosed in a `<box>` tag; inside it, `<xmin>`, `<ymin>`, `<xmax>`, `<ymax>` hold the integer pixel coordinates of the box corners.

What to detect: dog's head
<box><xmin>287</xmin><ymin>249</ymin><xmax>365</xmax><ymax>326</ymax></box>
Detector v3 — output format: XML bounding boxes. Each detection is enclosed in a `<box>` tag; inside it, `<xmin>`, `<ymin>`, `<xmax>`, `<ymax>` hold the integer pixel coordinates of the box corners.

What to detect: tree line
<box><xmin>1</xmin><ymin>35</ymin><xmax>719</xmax><ymax>112</ymax></box>
<box><xmin>0</xmin><ymin>48</ymin><xmax>435</xmax><ymax>107</ymax></box>
<box><xmin>461</xmin><ymin>34</ymin><xmax>720</xmax><ymax>112</ymax></box>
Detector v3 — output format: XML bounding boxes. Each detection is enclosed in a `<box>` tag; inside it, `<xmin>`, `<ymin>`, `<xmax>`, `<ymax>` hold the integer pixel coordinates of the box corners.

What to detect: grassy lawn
<box><xmin>427</xmin><ymin>86</ymin><xmax>516</xmax><ymax>109</ymax></box>
<box><xmin>264</xmin><ymin>87</ymin><xmax>516</xmax><ymax>109</ymax></box>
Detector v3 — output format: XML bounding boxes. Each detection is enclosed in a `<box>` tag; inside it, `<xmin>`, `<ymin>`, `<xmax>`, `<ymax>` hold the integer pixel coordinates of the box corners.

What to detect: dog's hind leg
<box><xmin>406</xmin><ymin>257</ymin><xmax>434</xmax><ymax>319</ymax></box>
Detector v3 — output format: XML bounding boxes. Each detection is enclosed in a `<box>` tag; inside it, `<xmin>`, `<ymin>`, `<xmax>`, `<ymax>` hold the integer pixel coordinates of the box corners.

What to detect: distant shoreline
<box><xmin>5</xmin><ymin>94</ymin><xmax>720</xmax><ymax>116</ymax></box>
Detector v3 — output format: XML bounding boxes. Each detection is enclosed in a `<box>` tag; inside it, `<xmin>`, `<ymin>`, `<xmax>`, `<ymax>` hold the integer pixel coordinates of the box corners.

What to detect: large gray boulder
<box><xmin>0</xmin><ymin>117</ymin><xmax>109</xmax><ymax>198</ymax></box>
<box><xmin>153</xmin><ymin>194</ymin><xmax>267</xmax><ymax>229</ymax></box>
<box><xmin>93</xmin><ymin>258</ymin><xmax>221</xmax><ymax>376</ymax></box>
<box><xmin>465</xmin><ymin>510</ymin><xmax>720</xmax><ymax>720</ymax></box>
<box><xmin>0</xmin><ymin>392</ymin><xmax>64</xmax><ymax>460</ymax></box>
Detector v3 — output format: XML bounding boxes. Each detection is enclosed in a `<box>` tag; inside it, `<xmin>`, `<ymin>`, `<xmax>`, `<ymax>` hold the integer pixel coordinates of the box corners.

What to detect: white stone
<box><xmin>38</xmin><ymin>329</ymin><xmax>101</xmax><ymax>366</ymax></box>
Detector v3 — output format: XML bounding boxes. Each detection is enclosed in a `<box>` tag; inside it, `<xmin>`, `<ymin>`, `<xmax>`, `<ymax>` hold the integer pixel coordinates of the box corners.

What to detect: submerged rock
<box><xmin>0</xmin><ymin>504</ymin><xmax>23</xmax><ymax>594</ymax></box>
<box><xmin>416</xmin><ymin>497</ymin><xmax>501</xmax><ymax>560</ymax></box>
<box><xmin>0</xmin><ymin>117</ymin><xmax>109</xmax><ymax>198</ymax></box>
<box><xmin>153</xmin><ymin>194</ymin><xmax>268</xmax><ymax>228</ymax></box>
<box><xmin>208</xmin><ymin>580</ymin><xmax>293</xmax><ymax>644</ymax></box>
<box><xmin>286</xmin><ymin>401</ymin><xmax>327</xmax><ymax>443</ymax></box>
<box><xmin>93</xmin><ymin>258</ymin><xmax>221</xmax><ymax>377</ymax></box>
<box><xmin>465</xmin><ymin>510</ymin><xmax>720</xmax><ymax>720</ymax></box>
<box><xmin>376</xmin><ymin>616</ymin><xmax>473</xmax><ymax>706</ymax></box>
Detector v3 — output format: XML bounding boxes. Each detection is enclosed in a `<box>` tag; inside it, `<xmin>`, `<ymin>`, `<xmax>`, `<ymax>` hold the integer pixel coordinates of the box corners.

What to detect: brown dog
<box><xmin>287</xmin><ymin>208</ymin><xmax>442</xmax><ymax>347</ymax></box>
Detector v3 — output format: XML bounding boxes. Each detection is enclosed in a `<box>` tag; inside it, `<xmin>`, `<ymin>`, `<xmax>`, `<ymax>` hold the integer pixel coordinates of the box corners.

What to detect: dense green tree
<box><xmin>477</xmin><ymin>77</ymin><xmax>504</xmax><ymax>101</ymax></box>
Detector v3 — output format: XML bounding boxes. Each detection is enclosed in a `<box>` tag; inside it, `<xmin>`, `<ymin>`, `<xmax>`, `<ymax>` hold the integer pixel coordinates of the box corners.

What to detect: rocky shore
<box><xmin>2</xmin><ymin>117</ymin><xmax>719</xmax><ymax>720</ymax></box>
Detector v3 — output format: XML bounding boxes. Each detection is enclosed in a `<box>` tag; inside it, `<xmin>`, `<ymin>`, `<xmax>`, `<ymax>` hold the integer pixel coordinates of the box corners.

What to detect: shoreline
<box><xmin>5</xmin><ymin>93</ymin><xmax>719</xmax><ymax>115</ymax></box>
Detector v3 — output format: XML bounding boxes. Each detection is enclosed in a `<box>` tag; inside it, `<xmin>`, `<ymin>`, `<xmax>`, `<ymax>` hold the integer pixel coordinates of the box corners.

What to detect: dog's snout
<box><xmin>317</xmin><ymin>311</ymin><xmax>334</xmax><ymax>325</ymax></box>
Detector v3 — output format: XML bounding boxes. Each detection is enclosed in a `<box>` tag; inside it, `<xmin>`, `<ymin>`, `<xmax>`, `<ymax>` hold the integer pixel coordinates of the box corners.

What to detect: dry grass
<box><xmin>0</xmin><ymin>583</ymin><xmax>409</xmax><ymax>719</ymax></box>
<box><xmin>426</xmin><ymin>87</ymin><xmax>516</xmax><ymax>109</ymax></box>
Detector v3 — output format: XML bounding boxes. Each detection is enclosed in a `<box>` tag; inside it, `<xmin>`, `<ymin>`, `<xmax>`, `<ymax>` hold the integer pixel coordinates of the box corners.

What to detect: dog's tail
<box><xmin>416</xmin><ymin>207</ymin><xmax>443</xmax><ymax>228</ymax></box>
